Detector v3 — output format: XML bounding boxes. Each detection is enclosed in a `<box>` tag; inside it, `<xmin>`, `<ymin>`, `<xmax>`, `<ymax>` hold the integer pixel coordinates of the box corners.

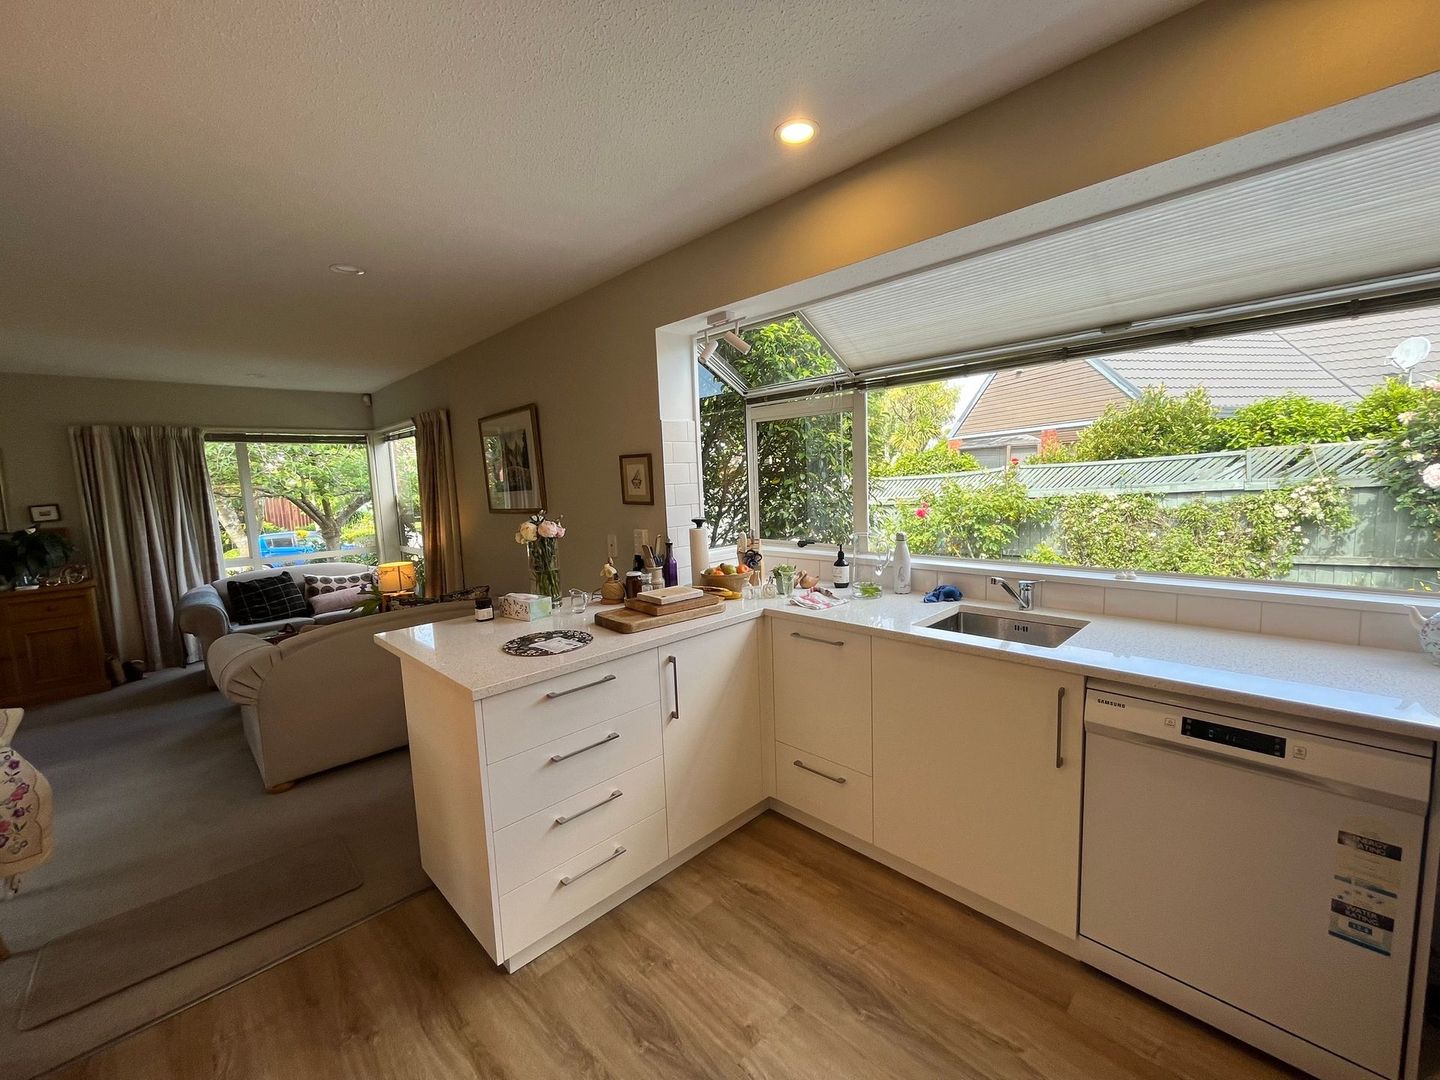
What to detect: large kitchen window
<box><xmin>699</xmin><ymin>302</ymin><xmax>1440</xmax><ymax>593</ymax></box>
<box><xmin>205</xmin><ymin>433</ymin><xmax>377</xmax><ymax>572</ymax></box>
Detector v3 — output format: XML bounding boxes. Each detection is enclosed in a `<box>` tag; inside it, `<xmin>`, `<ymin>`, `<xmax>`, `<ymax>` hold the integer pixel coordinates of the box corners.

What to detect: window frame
<box><xmin>203</xmin><ymin>429</ymin><xmax>379</xmax><ymax>573</ymax></box>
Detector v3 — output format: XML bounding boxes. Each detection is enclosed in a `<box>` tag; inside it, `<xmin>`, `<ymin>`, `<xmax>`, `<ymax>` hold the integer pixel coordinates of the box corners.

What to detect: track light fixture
<box><xmin>720</xmin><ymin>328</ymin><xmax>751</xmax><ymax>355</ymax></box>
<box><xmin>697</xmin><ymin>338</ymin><xmax>717</xmax><ymax>364</ymax></box>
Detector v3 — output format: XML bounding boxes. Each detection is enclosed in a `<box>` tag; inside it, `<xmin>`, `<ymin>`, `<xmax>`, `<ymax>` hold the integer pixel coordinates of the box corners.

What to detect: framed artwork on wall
<box><xmin>619</xmin><ymin>453</ymin><xmax>654</xmax><ymax>505</ymax></box>
<box><xmin>479</xmin><ymin>404</ymin><xmax>547</xmax><ymax>513</ymax></box>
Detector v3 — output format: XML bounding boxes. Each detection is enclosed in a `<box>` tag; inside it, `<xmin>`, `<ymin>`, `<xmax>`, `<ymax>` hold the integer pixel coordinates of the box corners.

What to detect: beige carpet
<box><xmin>0</xmin><ymin>668</ymin><xmax>430</xmax><ymax>1078</ymax></box>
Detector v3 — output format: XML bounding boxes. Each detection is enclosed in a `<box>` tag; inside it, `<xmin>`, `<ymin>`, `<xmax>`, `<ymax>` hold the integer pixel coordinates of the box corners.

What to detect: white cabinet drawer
<box><xmin>487</xmin><ymin>704</ymin><xmax>662</xmax><ymax>829</ymax></box>
<box><xmin>500</xmin><ymin>810</ymin><xmax>669</xmax><ymax>956</ymax></box>
<box><xmin>482</xmin><ymin>649</ymin><xmax>660</xmax><ymax>763</ymax></box>
<box><xmin>774</xmin><ymin>741</ymin><xmax>873</xmax><ymax>842</ymax></box>
<box><xmin>772</xmin><ymin>622</ymin><xmax>872</xmax><ymax>773</ymax></box>
<box><xmin>493</xmin><ymin>756</ymin><xmax>667</xmax><ymax>894</ymax></box>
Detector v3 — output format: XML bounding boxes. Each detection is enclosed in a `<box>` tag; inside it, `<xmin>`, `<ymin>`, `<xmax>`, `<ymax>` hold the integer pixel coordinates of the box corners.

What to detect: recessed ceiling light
<box><xmin>775</xmin><ymin>118</ymin><xmax>818</xmax><ymax>146</ymax></box>
<box><xmin>329</xmin><ymin>263</ymin><xmax>366</xmax><ymax>275</ymax></box>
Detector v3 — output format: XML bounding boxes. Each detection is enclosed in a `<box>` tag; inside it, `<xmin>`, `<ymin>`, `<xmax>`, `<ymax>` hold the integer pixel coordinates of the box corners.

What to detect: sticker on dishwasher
<box><xmin>1330</xmin><ymin>822</ymin><xmax>1402</xmax><ymax>957</ymax></box>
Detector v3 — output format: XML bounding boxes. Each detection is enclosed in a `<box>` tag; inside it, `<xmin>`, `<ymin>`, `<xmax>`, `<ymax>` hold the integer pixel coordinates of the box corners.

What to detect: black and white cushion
<box><xmin>227</xmin><ymin>573</ymin><xmax>311</xmax><ymax>625</ymax></box>
<box><xmin>302</xmin><ymin>571</ymin><xmax>376</xmax><ymax>600</ymax></box>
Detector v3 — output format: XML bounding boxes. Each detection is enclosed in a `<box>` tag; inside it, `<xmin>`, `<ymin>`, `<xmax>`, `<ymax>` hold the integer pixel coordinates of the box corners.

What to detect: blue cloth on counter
<box><xmin>923</xmin><ymin>584</ymin><xmax>963</xmax><ymax>603</ymax></box>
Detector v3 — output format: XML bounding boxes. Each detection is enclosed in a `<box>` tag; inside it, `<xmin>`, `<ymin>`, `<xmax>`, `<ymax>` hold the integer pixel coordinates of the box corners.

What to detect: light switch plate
<box><xmin>606</xmin><ymin>534</ymin><xmax>618</xmax><ymax>560</ymax></box>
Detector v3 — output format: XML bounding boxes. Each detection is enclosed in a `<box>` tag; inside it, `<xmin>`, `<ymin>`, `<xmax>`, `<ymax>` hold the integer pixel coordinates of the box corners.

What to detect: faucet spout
<box><xmin>990</xmin><ymin>576</ymin><xmax>1037</xmax><ymax>612</ymax></box>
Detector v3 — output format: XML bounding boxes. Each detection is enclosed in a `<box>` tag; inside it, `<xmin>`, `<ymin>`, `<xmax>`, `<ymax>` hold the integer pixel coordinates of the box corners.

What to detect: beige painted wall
<box><xmin>0</xmin><ymin>372</ymin><xmax>372</xmax><ymax>557</ymax></box>
<box><xmin>373</xmin><ymin>0</ymin><xmax>1440</xmax><ymax>595</ymax></box>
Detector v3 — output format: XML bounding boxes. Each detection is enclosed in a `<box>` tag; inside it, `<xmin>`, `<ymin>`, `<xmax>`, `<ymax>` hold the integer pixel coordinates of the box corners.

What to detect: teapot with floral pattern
<box><xmin>1408</xmin><ymin>608</ymin><xmax>1440</xmax><ymax>664</ymax></box>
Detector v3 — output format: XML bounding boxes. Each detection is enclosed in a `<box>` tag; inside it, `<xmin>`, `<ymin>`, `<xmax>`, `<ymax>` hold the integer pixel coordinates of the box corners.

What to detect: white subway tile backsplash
<box><xmin>1176</xmin><ymin>595</ymin><xmax>1262</xmax><ymax>634</ymax></box>
<box><xmin>667</xmin><ymin>440</ymin><xmax>697</xmax><ymax>464</ymax></box>
<box><xmin>1359</xmin><ymin>612</ymin><xmax>1421</xmax><ymax>653</ymax></box>
<box><xmin>672</xmin><ymin>482</ymin><xmax>699</xmax><ymax>506</ymax></box>
<box><xmin>937</xmin><ymin>571</ymin><xmax>988</xmax><ymax>600</ymax></box>
<box><xmin>1260</xmin><ymin>602</ymin><xmax>1360</xmax><ymax>645</ymax></box>
<box><xmin>1104</xmin><ymin>588</ymin><xmax>1178</xmax><ymax>622</ymax></box>
<box><xmin>910</xmin><ymin>569</ymin><xmax>939</xmax><ymax>596</ymax></box>
<box><xmin>1040</xmin><ymin>581</ymin><xmax>1104</xmax><ymax>615</ymax></box>
<box><xmin>661</xmin><ymin>420</ymin><xmax>692</xmax><ymax>442</ymax></box>
<box><xmin>664</xmin><ymin>462</ymin><xmax>695</xmax><ymax>486</ymax></box>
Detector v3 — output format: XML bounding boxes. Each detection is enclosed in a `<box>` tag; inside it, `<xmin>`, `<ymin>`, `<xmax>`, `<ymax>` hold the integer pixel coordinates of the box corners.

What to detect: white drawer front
<box><xmin>487</xmin><ymin>704</ymin><xmax>662</xmax><ymax>829</ymax></box>
<box><xmin>493</xmin><ymin>756</ymin><xmax>667</xmax><ymax>894</ymax></box>
<box><xmin>500</xmin><ymin>809</ymin><xmax>669</xmax><ymax>957</ymax></box>
<box><xmin>483</xmin><ymin>649</ymin><xmax>660</xmax><ymax>763</ymax></box>
<box><xmin>774</xmin><ymin>741</ymin><xmax>873</xmax><ymax>842</ymax></box>
<box><xmin>772</xmin><ymin>623</ymin><xmax>872</xmax><ymax>773</ymax></box>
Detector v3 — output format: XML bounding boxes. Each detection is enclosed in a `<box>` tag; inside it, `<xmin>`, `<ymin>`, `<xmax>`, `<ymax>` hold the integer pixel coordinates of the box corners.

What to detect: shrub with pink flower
<box><xmin>1375</xmin><ymin>384</ymin><xmax>1440</xmax><ymax>535</ymax></box>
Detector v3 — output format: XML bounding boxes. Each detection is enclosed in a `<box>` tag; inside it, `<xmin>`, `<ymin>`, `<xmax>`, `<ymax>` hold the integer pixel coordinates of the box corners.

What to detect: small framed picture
<box><xmin>619</xmin><ymin>453</ymin><xmax>654</xmax><ymax>505</ymax></box>
<box><xmin>29</xmin><ymin>504</ymin><xmax>61</xmax><ymax>523</ymax></box>
<box><xmin>479</xmin><ymin>404</ymin><xmax>547</xmax><ymax>514</ymax></box>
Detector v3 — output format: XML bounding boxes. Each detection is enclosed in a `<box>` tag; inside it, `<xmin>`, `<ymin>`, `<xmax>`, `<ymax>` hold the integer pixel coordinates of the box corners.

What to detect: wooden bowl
<box><xmin>700</xmin><ymin>571</ymin><xmax>753</xmax><ymax>593</ymax></box>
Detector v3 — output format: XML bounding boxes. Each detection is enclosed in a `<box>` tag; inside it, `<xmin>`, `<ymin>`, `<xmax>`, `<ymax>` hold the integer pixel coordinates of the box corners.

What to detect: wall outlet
<box><xmin>606</xmin><ymin>534</ymin><xmax>618</xmax><ymax>561</ymax></box>
<box><xmin>633</xmin><ymin>528</ymin><xmax>649</xmax><ymax>555</ymax></box>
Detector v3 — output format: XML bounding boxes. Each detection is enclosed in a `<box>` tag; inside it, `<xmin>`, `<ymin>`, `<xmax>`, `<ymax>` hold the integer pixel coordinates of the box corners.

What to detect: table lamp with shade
<box><xmin>377</xmin><ymin>560</ymin><xmax>417</xmax><ymax>596</ymax></box>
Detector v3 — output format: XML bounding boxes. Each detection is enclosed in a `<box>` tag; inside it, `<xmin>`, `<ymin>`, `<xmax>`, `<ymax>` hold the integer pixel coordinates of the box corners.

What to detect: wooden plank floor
<box><xmin>54</xmin><ymin>812</ymin><xmax>1299</xmax><ymax>1079</ymax></box>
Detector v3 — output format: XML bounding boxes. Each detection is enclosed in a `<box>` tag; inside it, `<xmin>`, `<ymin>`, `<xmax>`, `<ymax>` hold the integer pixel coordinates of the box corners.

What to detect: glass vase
<box><xmin>527</xmin><ymin>539</ymin><xmax>561</xmax><ymax>606</ymax></box>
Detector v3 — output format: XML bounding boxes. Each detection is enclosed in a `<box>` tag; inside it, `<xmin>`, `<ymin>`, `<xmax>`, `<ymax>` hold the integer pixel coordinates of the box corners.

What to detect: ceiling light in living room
<box><xmin>329</xmin><ymin>264</ymin><xmax>366</xmax><ymax>275</ymax></box>
<box><xmin>775</xmin><ymin>118</ymin><xmax>818</xmax><ymax>145</ymax></box>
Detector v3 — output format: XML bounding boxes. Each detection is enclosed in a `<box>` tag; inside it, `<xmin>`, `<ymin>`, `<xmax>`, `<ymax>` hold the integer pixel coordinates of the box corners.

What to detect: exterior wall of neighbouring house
<box><xmin>952</xmin><ymin>360</ymin><xmax>1128</xmax><ymax>444</ymax></box>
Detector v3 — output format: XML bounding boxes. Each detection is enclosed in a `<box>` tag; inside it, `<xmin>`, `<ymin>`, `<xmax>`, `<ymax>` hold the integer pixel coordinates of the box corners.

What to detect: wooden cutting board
<box><xmin>593</xmin><ymin>596</ymin><xmax>725</xmax><ymax>633</ymax></box>
<box><xmin>625</xmin><ymin>594</ymin><xmax>714</xmax><ymax>617</ymax></box>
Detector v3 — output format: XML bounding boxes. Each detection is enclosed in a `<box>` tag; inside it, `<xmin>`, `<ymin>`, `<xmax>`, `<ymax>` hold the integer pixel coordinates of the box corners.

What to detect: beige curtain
<box><xmin>70</xmin><ymin>425</ymin><xmax>222</xmax><ymax>670</ymax></box>
<box><xmin>413</xmin><ymin>408</ymin><xmax>465</xmax><ymax>596</ymax></box>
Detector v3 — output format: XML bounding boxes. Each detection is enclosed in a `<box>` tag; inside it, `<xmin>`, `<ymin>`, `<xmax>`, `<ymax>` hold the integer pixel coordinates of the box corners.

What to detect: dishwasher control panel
<box><xmin>1181</xmin><ymin>716</ymin><xmax>1285</xmax><ymax>758</ymax></box>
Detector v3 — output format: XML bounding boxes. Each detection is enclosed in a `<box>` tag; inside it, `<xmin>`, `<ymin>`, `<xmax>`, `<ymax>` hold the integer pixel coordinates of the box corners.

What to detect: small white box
<box><xmin>497</xmin><ymin>593</ymin><xmax>552</xmax><ymax>621</ymax></box>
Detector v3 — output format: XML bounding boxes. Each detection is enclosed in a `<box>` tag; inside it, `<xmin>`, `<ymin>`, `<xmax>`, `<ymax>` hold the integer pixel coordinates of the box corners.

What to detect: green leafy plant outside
<box><xmin>870</xmin><ymin>445</ymin><xmax>980</xmax><ymax>479</ymax></box>
<box><xmin>1373</xmin><ymin>382</ymin><xmax>1440</xmax><ymax>533</ymax></box>
<box><xmin>1215</xmin><ymin>394</ymin><xmax>1353</xmax><ymax>449</ymax></box>
<box><xmin>1071</xmin><ymin>387</ymin><xmax>1219</xmax><ymax>461</ymax></box>
<box><xmin>874</xmin><ymin>470</ymin><xmax>1051</xmax><ymax>560</ymax></box>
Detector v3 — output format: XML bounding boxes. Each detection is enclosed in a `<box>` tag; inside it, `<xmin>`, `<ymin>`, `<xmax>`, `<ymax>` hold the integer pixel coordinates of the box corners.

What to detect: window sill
<box><xmin>749</xmin><ymin>542</ymin><xmax>1434</xmax><ymax>617</ymax></box>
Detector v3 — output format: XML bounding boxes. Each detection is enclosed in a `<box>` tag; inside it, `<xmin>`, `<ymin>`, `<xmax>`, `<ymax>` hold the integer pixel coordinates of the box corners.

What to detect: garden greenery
<box><xmin>1373</xmin><ymin>382</ymin><xmax>1440</xmax><ymax>533</ymax></box>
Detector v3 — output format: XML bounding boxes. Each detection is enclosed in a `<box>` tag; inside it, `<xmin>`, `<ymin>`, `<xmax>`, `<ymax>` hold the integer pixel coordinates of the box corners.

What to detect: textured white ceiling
<box><xmin>0</xmin><ymin>0</ymin><xmax>1193</xmax><ymax>392</ymax></box>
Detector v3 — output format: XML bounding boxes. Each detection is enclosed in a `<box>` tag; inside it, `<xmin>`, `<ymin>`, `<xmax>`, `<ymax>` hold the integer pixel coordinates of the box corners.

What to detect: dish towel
<box><xmin>923</xmin><ymin>584</ymin><xmax>963</xmax><ymax>603</ymax></box>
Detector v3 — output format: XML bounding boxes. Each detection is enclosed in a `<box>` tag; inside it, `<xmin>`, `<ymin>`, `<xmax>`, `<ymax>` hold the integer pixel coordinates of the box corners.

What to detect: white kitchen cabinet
<box><xmin>771</xmin><ymin>621</ymin><xmax>872</xmax><ymax>772</ymax></box>
<box><xmin>871</xmin><ymin>638</ymin><xmax>1084</xmax><ymax>937</ymax></box>
<box><xmin>660</xmin><ymin>620</ymin><xmax>764</xmax><ymax>852</ymax></box>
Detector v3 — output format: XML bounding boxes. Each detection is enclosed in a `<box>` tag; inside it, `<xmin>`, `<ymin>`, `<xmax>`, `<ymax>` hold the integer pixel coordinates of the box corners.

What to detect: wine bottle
<box><xmin>833</xmin><ymin>546</ymin><xmax>850</xmax><ymax>588</ymax></box>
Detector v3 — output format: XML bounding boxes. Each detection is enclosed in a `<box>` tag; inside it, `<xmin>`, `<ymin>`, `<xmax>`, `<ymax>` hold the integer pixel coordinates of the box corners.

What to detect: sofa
<box><xmin>206</xmin><ymin>600</ymin><xmax>472</xmax><ymax>791</ymax></box>
<box><xmin>178</xmin><ymin>561</ymin><xmax>378</xmax><ymax>661</ymax></box>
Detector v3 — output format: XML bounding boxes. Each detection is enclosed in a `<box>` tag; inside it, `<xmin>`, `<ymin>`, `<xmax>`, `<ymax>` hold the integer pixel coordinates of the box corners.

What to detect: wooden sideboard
<box><xmin>0</xmin><ymin>582</ymin><xmax>110</xmax><ymax>706</ymax></box>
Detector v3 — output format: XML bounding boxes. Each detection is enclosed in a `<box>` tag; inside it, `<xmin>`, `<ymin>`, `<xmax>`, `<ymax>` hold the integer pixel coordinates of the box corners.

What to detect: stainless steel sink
<box><xmin>925</xmin><ymin>609</ymin><xmax>1085</xmax><ymax>648</ymax></box>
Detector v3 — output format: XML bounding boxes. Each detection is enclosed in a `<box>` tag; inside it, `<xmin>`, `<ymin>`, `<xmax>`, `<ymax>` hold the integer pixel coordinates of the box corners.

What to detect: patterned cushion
<box><xmin>227</xmin><ymin>573</ymin><xmax>311</xmax><ymax>625</ymax></box>
<box><xmin>302</xmin><ymin>571</ymin><xmax>376</xmax><ymax>599</ymax></box>
<box><xmin>310</xmin><ymin>585</ymin><xmax>367</xmax><ymax>615</ymax></box>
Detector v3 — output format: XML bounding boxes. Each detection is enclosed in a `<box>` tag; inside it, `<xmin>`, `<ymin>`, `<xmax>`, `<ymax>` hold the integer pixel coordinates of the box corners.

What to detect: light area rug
<box><xmin>0</xmin><ymin>668</ymin><xmax>430</xmax><ymax>1078</ymax></box>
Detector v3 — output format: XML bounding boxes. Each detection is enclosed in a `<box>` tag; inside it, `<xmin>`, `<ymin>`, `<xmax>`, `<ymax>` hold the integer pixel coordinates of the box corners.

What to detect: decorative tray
<box><xmin>502</xmin><ymin>628</ymin><xmax>593</xmax><ymax>657</ymax></box>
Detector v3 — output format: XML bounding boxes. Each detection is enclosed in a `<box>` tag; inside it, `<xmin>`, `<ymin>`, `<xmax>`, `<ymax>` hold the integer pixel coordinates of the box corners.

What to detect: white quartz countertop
<box><xmin>375</xmin><ymin>592</ymin><xmax>1440</xmax><ymax>741</ymax></box>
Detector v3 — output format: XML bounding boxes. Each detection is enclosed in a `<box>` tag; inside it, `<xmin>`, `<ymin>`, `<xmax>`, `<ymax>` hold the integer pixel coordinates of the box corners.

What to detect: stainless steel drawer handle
<box><xmin>793</xmin><ymin>758</ymin><xmax>847</xmax><ymax>784</ymax></box>
<box><xmin>790</xmin><ymin>632</ymin><xmax>844</xmax><ymax>647</ymax></box>
<box><xmin>549</xmin><ymin>731</ymin><xmax>620</xmax><ymax>762</ymax></box>
<box><xmin>546</xmin><ymin>673</ymin><xmax>617</xmax><ymax>699</ymax></box>
<box><xmin>554</xmin><ymin>789</ymin><xmax>622</xmax><ymax>825</ymax></box>
<box><xmin>666</xmin><ymin>654</ymin><xmax>680</xmax><ymax>721</ymax></box>
<box><xmin>1054</xmin><ymin>686</ymin><xmax>1066</xmax><ymax>769</ymax></box>
<box><xmin>560</xmin><ymin>845</ymin><xmax>626</xmax><ymax>886</ymax></box>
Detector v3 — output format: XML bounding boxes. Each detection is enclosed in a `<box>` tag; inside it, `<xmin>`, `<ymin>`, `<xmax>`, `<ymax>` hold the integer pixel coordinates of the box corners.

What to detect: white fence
<box><xmin>872</xmin><ymin>441</ymin><xmax>1378</xmax><ymax>503</ymax></box>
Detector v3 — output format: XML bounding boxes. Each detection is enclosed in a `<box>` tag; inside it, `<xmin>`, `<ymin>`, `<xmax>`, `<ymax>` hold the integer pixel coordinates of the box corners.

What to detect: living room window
<box><xmin>380</xmin><ymin>427</ymin><xmax>422</xmax><ymax>559</ymax></box>
<box><xmin>204</xmin><ymin>434</ymin><xmax>377</xmax><ymax>572</ymax></box>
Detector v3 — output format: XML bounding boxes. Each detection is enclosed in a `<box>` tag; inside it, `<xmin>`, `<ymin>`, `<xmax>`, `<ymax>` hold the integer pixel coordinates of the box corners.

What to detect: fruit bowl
<box><xmin>700</xmin><ymin>570</ymin><xmax>754</xmax><ymax>594</ymax></box>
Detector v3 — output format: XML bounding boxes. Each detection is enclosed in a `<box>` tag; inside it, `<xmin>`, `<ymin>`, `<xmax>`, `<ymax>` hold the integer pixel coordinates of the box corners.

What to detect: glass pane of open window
<box><xmin>204</xmin><ymin>440</ymin><xmax>252</xmax><ymax>570</ymax></box>
<box><xmin>388</xmin><ymin>432</ymin><xmax>422</xmax><ymax>556</ymax></box>
<box><xmin>698</xmin><ymin>362</ymin><xmax>749</xmax><ymax>547</ymax></box>
<box><xmin>754</xmin><ymin>406</ymin><xmax>853</xmax><ymax>543</ymax></box>
<box><xmin>716</xmin><ymin>314</ymin><xmax>844</xmax><ymax>389</ymax></box>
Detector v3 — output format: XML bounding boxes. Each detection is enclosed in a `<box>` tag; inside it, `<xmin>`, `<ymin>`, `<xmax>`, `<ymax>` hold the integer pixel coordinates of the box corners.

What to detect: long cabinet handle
<box><xmin>793</xmin><ymin>758</ymin><xmax>847</xmax><ymax>784</ymax></box>
<box><xmin>560</xmin><ymin>845</ymin><xmax>626</xmax><ymax>886</ymax></box>
<box><xmin>790</xmin><ymin>632</ymin><xmax>845</xmax><ymax>647</ymax></box>
<box><xmin>546</xmin><ymin>673</ymin><xmax>617</xmax><ymax>699</ymax></box>
<box><xmin>1055</xmin><ymin>686</ymin><xmax>1066</xmax><ymax>769</ymax></box>
<box><xmin>549</xmin><ymin>730</ymin><xmax>620</xmax><ymax>762</ymax></box>
<box><xmin>554</xmin><ymin>789</ymin><xmax>622</xmax><ymax>825</ymax></box>
<box><xmin>666</xmin><ymin>654</ymin><xmax>680</xmax><ymax>721</ymax></box>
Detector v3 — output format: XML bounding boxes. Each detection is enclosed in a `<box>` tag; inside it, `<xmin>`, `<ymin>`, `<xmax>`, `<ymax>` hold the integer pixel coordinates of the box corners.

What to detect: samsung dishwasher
<box><xmin>1079</xmin><ymin>684</ymin><xmax>1434</xmax><ymax>1080</ymax></box>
